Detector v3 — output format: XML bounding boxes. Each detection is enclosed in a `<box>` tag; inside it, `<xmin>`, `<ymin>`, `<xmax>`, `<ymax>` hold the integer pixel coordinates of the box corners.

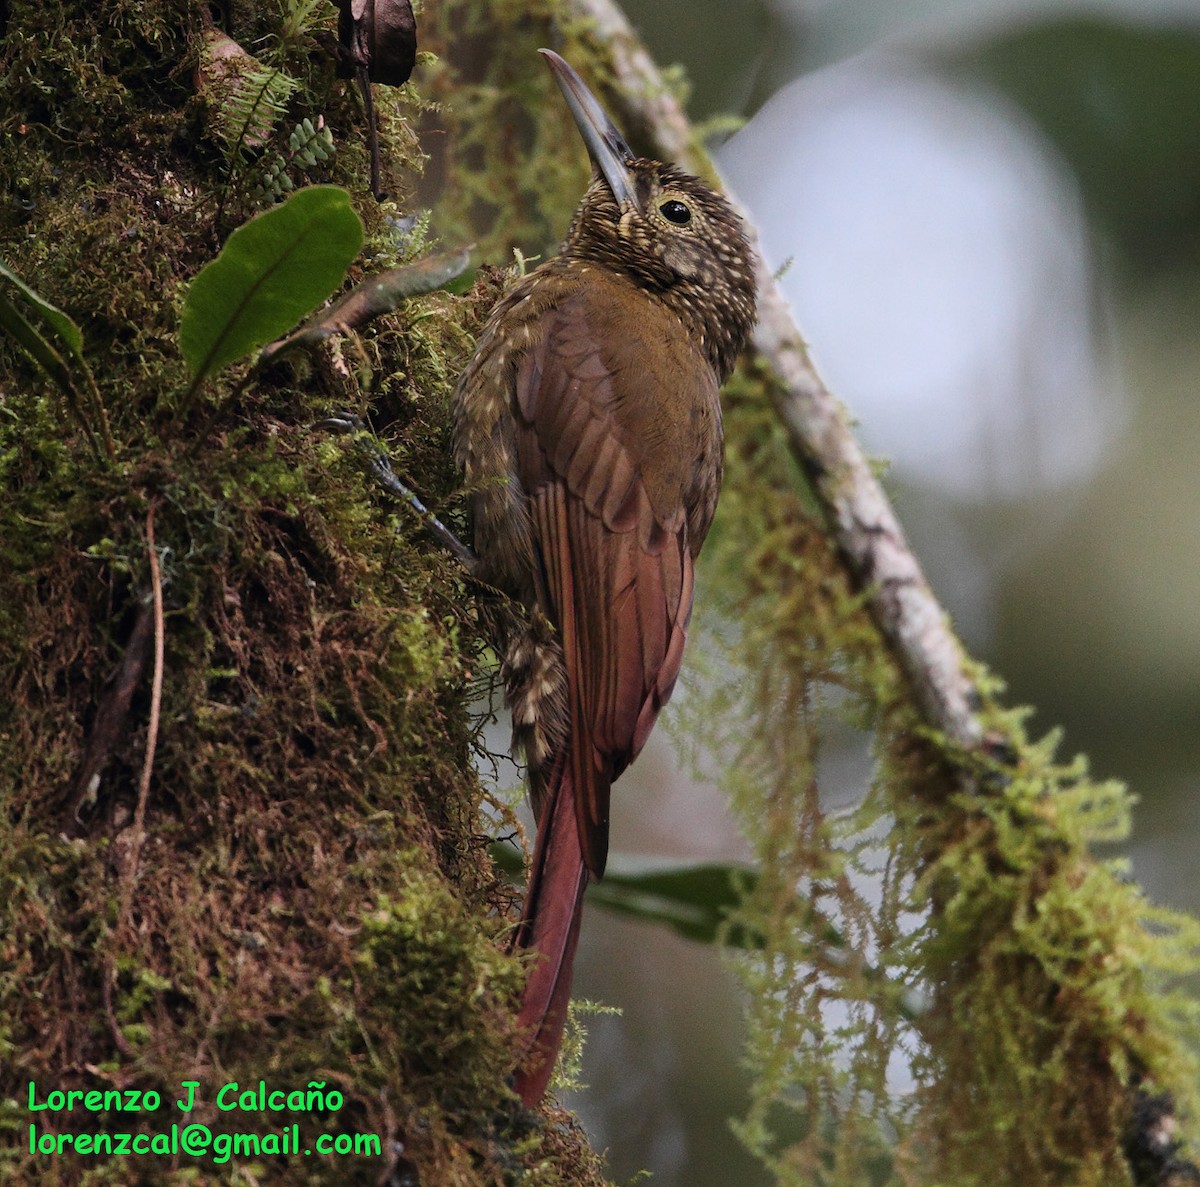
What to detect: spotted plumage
<box><xmin>452</xmin><ymin>51</ymin><xmax>757</xmax><ymax>1104</ymax></box>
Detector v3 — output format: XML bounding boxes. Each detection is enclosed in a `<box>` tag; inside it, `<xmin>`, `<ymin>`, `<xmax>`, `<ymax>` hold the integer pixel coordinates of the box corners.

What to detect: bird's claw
<box><xmin>315</xmin><ymin>412</ymin><xmax>366</xmax><ymax>435</ymax></box>
<box><xmin>316</xmin><ymin>412</ymin><xmax>478</xmax><ymax>573</ymax></box>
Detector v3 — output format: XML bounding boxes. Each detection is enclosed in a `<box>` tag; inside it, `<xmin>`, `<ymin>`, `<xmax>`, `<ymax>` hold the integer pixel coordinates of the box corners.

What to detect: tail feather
<box><xmin>510</xmin><ymin>758</ymin><xmax>590</xmax><ymax>1106</ymax></box>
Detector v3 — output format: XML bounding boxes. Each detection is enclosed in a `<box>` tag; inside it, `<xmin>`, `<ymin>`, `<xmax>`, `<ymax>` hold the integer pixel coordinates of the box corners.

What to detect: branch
<box><xmin>564</xmin><ymin>0</ymin><xmax>982</xmax><ymax>752</ymax></box>
<box><xmin>560</xmin><ymin>4</ymin><xmax>1197</xmax><ymax>1183</ymax></box>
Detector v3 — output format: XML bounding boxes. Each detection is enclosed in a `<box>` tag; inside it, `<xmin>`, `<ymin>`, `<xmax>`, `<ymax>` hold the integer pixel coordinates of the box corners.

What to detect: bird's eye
<box><xmin>659</xmin><ymin>199</ymin><xmax>692</xmax><ymax>226</ymax></box>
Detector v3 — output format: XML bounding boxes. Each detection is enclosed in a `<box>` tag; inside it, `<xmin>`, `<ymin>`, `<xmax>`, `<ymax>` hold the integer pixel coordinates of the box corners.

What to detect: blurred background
<box><xmin>518</xmin><ymin>2</ymin><xmax>1200</xmax><ymax>1182</ymax></box>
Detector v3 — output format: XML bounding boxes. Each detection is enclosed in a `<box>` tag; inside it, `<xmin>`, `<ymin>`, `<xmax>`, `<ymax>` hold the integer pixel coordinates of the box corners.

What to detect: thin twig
<box><xmin>357</xmin><ymin>65</ymin><xmax>387</xmax><ymax>202</ymax></box>
<box><xmin>64</xmin><ymin>599</ymin><xmax>154</xmax><ymax>832</ymax></box>
<box><xmin>80</xmin><ymin>365</ymin><xmax>116</xmax><ymax>463</ymax></box>
<box><xmin>123</xmin><ymin>503</ymin><xmax>166</xmax><ymax>907</ymax></box>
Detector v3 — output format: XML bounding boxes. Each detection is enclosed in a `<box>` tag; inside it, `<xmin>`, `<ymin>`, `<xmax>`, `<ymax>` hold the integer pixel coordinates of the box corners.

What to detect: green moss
<box><xmin>0</xmin><ymin>1</ymin><xmax>612</xmax><ymax>1183</ymax></box>
<box><xmin>351</xmin><ymin>868</ymin><xmax>524</xmax><ymax>1112</ymax></box>
<box><xmin>631</xmin><ymin>349</ymin><xmax>1200</xmax><ymax>1187</ymax></box>
<box><xmin>417</xmin><ymin>0</ymin><xmax>629</xmax><ymax>262</ymax></box>
<box><xmin>678</xmin><ymin>362</ymin><xmax>1200</xmax><ymax>1184</ymax></box>
<box><xmin>11</xmin><ymin>1</ymin><xmax>1191</xmax><ymax>1183</ymax></box>
<box><xmin>909</xmin><ymin>705</ymin><xmax>1200</xmax><ymax>1185</ymax></box>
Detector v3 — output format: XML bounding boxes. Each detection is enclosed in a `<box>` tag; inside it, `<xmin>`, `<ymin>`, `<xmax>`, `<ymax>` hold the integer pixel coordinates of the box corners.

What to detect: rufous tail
<box><xmin>510</xmin><ymin>758</ymin><xmax>589</xmax><ymax>1106</ymax></box>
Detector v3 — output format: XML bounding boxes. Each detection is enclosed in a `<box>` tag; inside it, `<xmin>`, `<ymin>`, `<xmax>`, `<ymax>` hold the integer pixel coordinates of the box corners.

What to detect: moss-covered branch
<box><xmin>556</xmin><ymin>1</ymin><xmax>1200</xmax><ymax>1184</ymax></box>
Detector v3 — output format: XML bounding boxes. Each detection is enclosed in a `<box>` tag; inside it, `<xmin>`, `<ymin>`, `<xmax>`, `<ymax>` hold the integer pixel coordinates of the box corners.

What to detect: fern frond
<box><xmin>249</xmin><ymin>70</ymin><xmax>299</xmax><ymax>148</ymax></box>
<box><xmin>247</xmin><ymin>116</ymin><xmax>336</xmax><ymax>206</ymax></box>
<box><xmin>220</xmin><ymin>65</ymin><xmax>300</xmax><ymax>158</ymax></box>
<box><xmin>288</xmin><ymin>116</ymin><xmax>336</xmax><ymax>169</ymax></box>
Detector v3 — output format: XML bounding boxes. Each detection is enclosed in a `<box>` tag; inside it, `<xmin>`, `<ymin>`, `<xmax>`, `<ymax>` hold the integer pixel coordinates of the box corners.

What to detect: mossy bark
<box><xmin>0</xmin><ymin>1</ymin><xmax>607</xmax><ymax>1183</ymax></box>
<box><xmin>4</xmin><ymin>2</ymin><xmax>1199</xmax><ymax>1185</ymax></box>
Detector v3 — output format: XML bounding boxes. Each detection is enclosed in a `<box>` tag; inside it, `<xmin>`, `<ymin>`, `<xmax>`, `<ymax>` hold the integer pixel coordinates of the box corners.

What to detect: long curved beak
<box><xmin>539</xmin><ymin>49</ymin><xmax>638</xmax><ymax>208</ymax></box>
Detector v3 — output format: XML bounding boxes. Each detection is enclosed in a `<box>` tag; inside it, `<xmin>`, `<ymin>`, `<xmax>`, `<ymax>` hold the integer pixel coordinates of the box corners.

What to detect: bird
<box><xmin>452</xmin><ymin>49</ymin><xmax>757</xmax><ymax>1106</ymax></box>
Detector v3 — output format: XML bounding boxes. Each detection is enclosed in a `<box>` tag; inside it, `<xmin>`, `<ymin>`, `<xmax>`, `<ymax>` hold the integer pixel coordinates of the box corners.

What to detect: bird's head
<box><xmin>541</xmin><ymin>50</ymin><xmax>757</xmax><ymax>381</ymax></box>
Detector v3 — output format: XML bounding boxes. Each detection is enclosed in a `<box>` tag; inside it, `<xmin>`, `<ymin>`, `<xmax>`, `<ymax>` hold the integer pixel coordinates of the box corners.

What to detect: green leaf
<box><xmin>0</xmin><ymin>289</ymin><xmax>73</xmax><ymax>392</ymax></box>
<box><xmin>0</xmin><ymin>260</ymin><xmax>85</xmax><ymax>356</ymax></box>
<box><xmin>0</xmin><ymin>262</ymin><xmax>114</xmax><ymax>461</ymax></box>
<box><xmin>180</xmin><ymin>185</ymin><xmax>364</xmax><ymax>385</ymax></box>
<box><xmin>260</xmin><ymin>248</ymin><xmax>471</xmax><ymax>364</ymax></box>
<box><xmin>489</xmin><ymin>842</ymin><xmax>765</xmax><ymax>948</ymax></box>
<box><xmin>589</xmin><ymin>858</ymin><xmax>765</xmax><ymax>948</ymax></box>
<box><xmin>489</xmin><ymin>840</ymin><xmax>526</xmax><ymax>879</ymax></box>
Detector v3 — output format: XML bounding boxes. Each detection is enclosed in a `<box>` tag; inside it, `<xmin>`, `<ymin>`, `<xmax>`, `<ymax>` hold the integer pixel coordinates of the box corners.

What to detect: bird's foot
<box><xmin>317</xmin><ymin>414</ymin><xmax>478</xmax><ymax>572</ymax></box>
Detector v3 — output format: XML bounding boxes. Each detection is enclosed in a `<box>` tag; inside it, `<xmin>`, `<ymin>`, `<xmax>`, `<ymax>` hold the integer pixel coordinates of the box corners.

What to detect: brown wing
<box><xmin>513</xmin><ymin>280</ymin><xmax>713</xmax><ymax>876</ymax></box>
